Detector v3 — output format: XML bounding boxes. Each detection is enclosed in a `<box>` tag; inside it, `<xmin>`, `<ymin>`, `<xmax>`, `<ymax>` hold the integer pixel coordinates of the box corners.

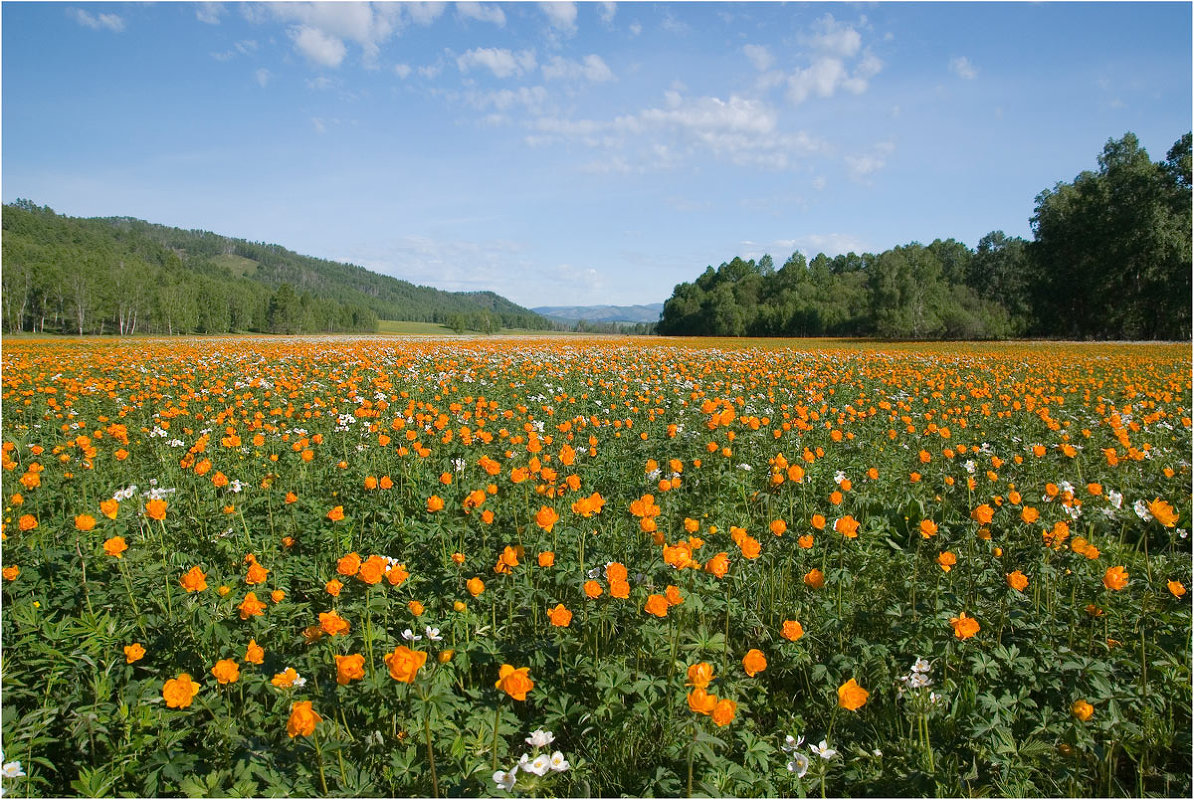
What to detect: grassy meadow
<box><xmin>0</xmin><ymin>335</ymin><xmax>1189</xmax><ymax>798</ymax></box>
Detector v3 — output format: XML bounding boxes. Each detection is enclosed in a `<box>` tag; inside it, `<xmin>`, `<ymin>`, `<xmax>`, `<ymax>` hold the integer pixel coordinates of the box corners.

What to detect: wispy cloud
<box><xmin>69</xmin><ymin>8</ymin><xmax>125</xmax><ymax>33</ymax></box>
<box><xmin>456</xmin><ymin>2</ymin><xmax>505</xmax><ymax>27</ymax></box>
<box><xmin>196</xmin><ymin>3</ymin><xmax>224</xmax><ymax>25</ymax></box>
<box><xmin>457</xmin><ymin>47</ymin><xmax>537</xmax><ymax>78</ymax></box>
<box><xmin>785</xmin><ymin>15</ymin><xmax>882</xmax><ymax>105</ymax></box>
<box><xmin>291</xmin><ymin>25</ymin><xmax>348</xmax><ymax>68</ymax></box>
<box><xmin>539</xmin><ymin>2</ymin><xmax>578</xmax><ymax>36</ymax></box>
<box><xmin>844</xmin><ymin>141</ymin><xmax>895</xmax><ymax>181</ymax></box>
<box><xmin>743</xmin><ymin>44</ymin><xmax>773</xmax><ymax>72</ymax></box>
<box><xmin>541</xmin><ymin>54</ymin><xmax>614</xmax><ymax>82</ymax></box>
<box><xmin>949</xmin><ymin>56</ymin><xmax>977</xmax><ymax>80</ymax></box>
<box><xmin>256</xmin><ymin>68</ymin><xmax>272</xmax><ymax>88</ymax></box>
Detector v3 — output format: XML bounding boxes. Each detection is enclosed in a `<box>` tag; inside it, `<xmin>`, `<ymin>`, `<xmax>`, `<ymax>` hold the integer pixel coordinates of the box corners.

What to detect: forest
<box><xmin>659</xmin><ymin>132</ymin><xmax>1191</xmax><ymax>341</ymax></box>
<box><xmin>0</xmin><ymin>205</ymin><xmax>551</xmax><ymax>336</ymax></box>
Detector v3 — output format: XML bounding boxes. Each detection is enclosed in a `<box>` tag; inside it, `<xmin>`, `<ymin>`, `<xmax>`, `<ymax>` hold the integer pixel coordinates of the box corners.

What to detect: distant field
<box><xmin>208</xmin><ymin>253</ymin><xmax>260</xmax><ymax>277</ymax></box>
<box><xmin>376</xmin><ymin>320</ymin><xmax>455</xmax><ymax>334</ymax></box>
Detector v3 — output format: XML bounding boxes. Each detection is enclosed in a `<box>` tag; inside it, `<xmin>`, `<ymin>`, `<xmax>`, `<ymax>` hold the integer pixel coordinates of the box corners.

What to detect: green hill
<box><xmin>1</xmin><ymin>200</ymin><xmax>551</xmax><ymax>336</ymax></box>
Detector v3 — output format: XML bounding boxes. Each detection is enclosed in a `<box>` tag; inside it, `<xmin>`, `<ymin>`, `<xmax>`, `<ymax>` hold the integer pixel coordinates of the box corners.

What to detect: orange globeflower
<box><xmin>1006</xmin><ymin>570</ymin><xmax>1029</xmax><ymax>592</ymax></box>
<box><xmin>1147</xmin><ymin>498</ymin><xmax>1179</xmax><ymax>528</ymax></box>
<box><xmin>1103</xmin><ymin>566</ymin><xmax>1129</xmax><ymax>591</ymax></box>
<box><xmin>124</xmin><ymin>643</ymin><xmax>146</xmax><ymax>663</ymax></box>
<box><xmin>583</xmin><ymin>580</ymin><xmax>603</xmax><ymax>599</ymax></box>
<box><xmin>327</xmin><ymin>505</ymin><xmax>345</xmax><ymax>522</ymax></box>
<box><xmin>100</xmin><ymin>498</ymin><xmax>119</xmax><ymax>519</ymax></box>
<box><xmin>810</xmin><ymin>514</ymin><xmax>826</xmax><ymax>530</ymax></box>
<box><xmin>548</xmin><ymin>603</ymin><xmax>572</xmax><ymax>627</ymax></box>
<box><xmin>971</xmin><ymin>504</ymin><xmax>994</xmax><ymax>525</ymax></box>
<box><xmin>271</xmin><ymin>589</ymin><xmax>285</xmax><ymax>603</ymax></box>
<box><xmin>335</xmin><ymin>653</ymin><xmax>366</xmax><ymax>685</ymax></box>
<box><xmin>804</xmin><ymin>568</ymin><xmax>825</xmax><ymax>589</ymax></box>
<box><xmin>919</xmin><ymin>519</ymin><xmax>938</xmax><ymax>539</ymax></box>
<box><xmin>103</xmin><ymin>536</ymin><xmax>128</xmax><ymax>558</ymax></box>
<box><xmin>1071</xmin><ymin>699</ymin><xmax>1094</xmax><ymax>722</ymax></box>
<box><xmin>145</xmin><ymin>499</ymin><xmax>167</xmax><ymax>521</ymax></box>
<box><xmin>467</xmin><ymin>577</ymin><xmax>485</xmax><ymax>597</ymax></box>
<box><xmin>704</xmin><ymin>551</ymin><xmax>730</xmax><ymax>578</ymax></box>
<box><xmin>337</xmin><ymin>552</ymin><xmax>362</xmax><ymax>576</ymax></box>
<box><xmin>1021</xmin><ymin>506</ymin><xmax>1040</xmax><ymax>524</ymax></box>
<box><xmin>769</xmin><ymin>519</ymin><xmax>787</xmax><ymax>536</ymax></box>
<box><xmin>687</xmin><ymin>687</ymin><xmax>717</xmax><ymax>715</ymax></box>
<box><xmin>325</xmin><ymin>578</ymin><xmax>343</xmax><ymax>597</ymax></box>
<box><xmin>950</xmin><ymin>612</ymin><xmax>980</xmax><ymax>639</ymax></box>
<box><xmin>538</xmin><ymin>551</ymin><xmax>555</xmax><ymax>568</ymax></box>
<box><xmin>742</xmin><ymin>649</ymin><xmax>767</xmax><ymax>677</ymax></box>
<box><xmin>287</xmin><ymin>701</ymin><xmax>321</xmax><ymax>738</ymax></box>
<box><xmin>163</xmin><ymin>673</ymin><xmax>201</xmax><ymax>709</ymax></box>
<box><xmin>18</xmin><ymin>514</ymin><xmax>37</xmax><ymax>532</ymax></box>
<box><xmin>686</xmin><ymin>662</ymin><xmax>714</xmax><ymax>689</ymax></box>
<box><xmin>1168</xmin><ymin>580</ymin><xmax>1187</xmax><ymax>598</ymax></box>
<box><xmin>834</xmin><ymin>516</ymin><xmax>860</xmax><ymax>538</ymax></box>
<box><xmin>387</xmin><ymin>564</ymin><xmax>410</xmax><ymax>586</ymax></box>
<box><xmin>781</xmin><ymin>620</ymin><xmax>804</xmax><ymax>642</ymax></box>
<box><xmin>644</xmin><ymin>594</ymin><xmax>669</xmax><ymax>617</ymax></box>
<box><xmin>384</xmin><ymin>646</ymin><xmax>428</xmax><ymax>683</ymax></box>
<box><xmin>357</xmin><ymin>555</ymin><xmax>387</xmax><ymax>585</ymax></box>
<box><xmin>495</xmin><ymin>664</ymin><xmax>534</xmax><ymax>700</ymax></box>
<box><xmin>535</xmin><ymin>506</ymin><xmax>560</xmax><ymax>532</ymax></box>
<box><xmin>408</xmin><ymin>600</ymin><xmax>425</xmax><ymax>616</ymax></box>
<box><xmin>838</xmin><ymin>678</ymin><xmax>869</xmax><ymax>710</ymax></box>
<box><xmin>426</xmin><ymin>496</ymin><xmax>444</xmax><ymax>513</ymax></box>
<box><xmin>797</xmin><ymin>534</ymin><xmax>814</xmax><ymax>549</ymax></box>
<box><xmin>180</xmin><ymin>566</ymin><xmax>208</xmax><ymax>593</ymax></box>
<box><xmin>319</xmin><ymin>610</ymin><xmax>351</xmax><ymax>635</ymax></box>
<box><xmin>665</xmin><ymin>585</ymin><xmax>684</xmax><ymax>606</ymax></box>
<box><xmin>245</xmin><ymin>639</ymin><xmax>264</xmax><ymax>665</ymax></box>
<box><xmin>609</xmin><ymin>580</ymin><xmax>630</xmax><ymax>599</ymax></box>
<box><xmin>1</xmin><ymin>566</ymin><xmax>18</xmax><ymax>581</ymax></box>
<box><xmin>606</xmin><ymin>562</ymin><xmax>628</xmax><ymax>582</ymax></box>
<box><xmin>711</xmin><ymin>698</ymin><xmax>737</xmax><ymax>727</ymax></box>
<box><xmin>74</xmin><ymin>514</ymin><xmax>96</xmax><ymax>532</ymax></box>
<box><xmin>245</xmin><ymin>560</ymin><xmax>269</xmax><ymax>585</ymax></box>
<box><xmin>239</xmin><ymin>592</ymin><xmax>267</xmax><ymax>620</ymax></box>
<box><xmin>211</xmin><ymin>659</ymin><xmax>241</xmax><ymax>685</ymax></box>
<box><xmin>937</xmin><ymin>552</ymin><xmax>957</xmax><ymax>572</ymax></box>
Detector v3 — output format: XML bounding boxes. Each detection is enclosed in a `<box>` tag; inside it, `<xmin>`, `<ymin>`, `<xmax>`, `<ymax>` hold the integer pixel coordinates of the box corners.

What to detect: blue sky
<box><xmin>3</xmin><ymin>2</ymin><xmax>1191</xmax><ymax>308</ymax></box>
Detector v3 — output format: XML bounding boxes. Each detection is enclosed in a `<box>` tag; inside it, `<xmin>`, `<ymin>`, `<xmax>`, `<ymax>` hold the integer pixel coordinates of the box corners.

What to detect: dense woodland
<box><xmin>1</xmin><ymin>205</ymin><xmax>550</xmax><ymax>336</ymax></box>
<box><xmin>660</xmin><ymin>132</ymin><xmax>1192</xmax><ymax>340</ymax></box>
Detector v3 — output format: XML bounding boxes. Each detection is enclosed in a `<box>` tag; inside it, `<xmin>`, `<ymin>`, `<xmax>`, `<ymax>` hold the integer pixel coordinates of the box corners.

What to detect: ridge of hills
<box><xmin>532</xmin><ymin>303</ymin><xmax>664</xmax><ymax>324</ymax></box>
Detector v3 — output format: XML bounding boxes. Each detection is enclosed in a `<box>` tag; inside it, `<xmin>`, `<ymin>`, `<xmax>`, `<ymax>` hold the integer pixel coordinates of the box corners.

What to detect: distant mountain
<box><xmin>532</xmin><ymin>303</ymin><xmax>664</xmax><ymax>324</ymax></box>
<box><xmin>2</xmin><ymin>200</ymin><xmax>550</xmax><ymax>335</ymax></box>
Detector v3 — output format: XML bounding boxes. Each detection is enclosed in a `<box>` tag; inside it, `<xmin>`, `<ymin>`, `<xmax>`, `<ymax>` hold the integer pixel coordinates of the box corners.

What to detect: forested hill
<box><xmin>659</xmin><ymin>131</ymin><xmax>1191</xmax><ymax>341</ymax></box>
<box><xmin>1</xmin><ymin>202</ymin><xmax>551</xmax><ymax>336</ymax></box>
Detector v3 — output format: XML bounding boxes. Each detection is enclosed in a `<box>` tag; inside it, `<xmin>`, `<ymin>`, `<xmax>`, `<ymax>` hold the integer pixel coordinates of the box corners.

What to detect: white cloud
<box><xmin>743</xmin><ymin>44</ymin><xmax>773</xmax><ymax>72</ymax></box>
<box><xmin>264</xmin><ymin>2</ymin><xmax>421</xmax><ymax>67</ymax></box>
<box><xmin>213</xmin><ymin>39</ymin><xmax>259</xmax><ymax>61</ymax></box>
<box><xmin>418</xmin><ymin>62</ymin><xmax>443</xmax><ymax>79</ymax></box>
<box><xmin>70</xmin><ymin>8</ymin><xmax>125</xmax><ymax>32</ymax></box>
<box><xmin>598</xmin><ymin>2</ymin><xmax>617</xmax><ymax>25</ymax></box>
<box><xmin>291</xmin><ymin>25</ymin><xmax>348</xmax><ymax>68</ymax></box>
<box><xmin>950</xmin><ymin>56</ymin><xmax>977</xmax><ymax>80</ymax></box>
<box><xmin>256</xmin><ymin>68</ymin><xmax>272</xmax><ymax>88</ymax></box>
<box><xmin>456</xmin><ymin>2</ymin><xmax>505</xmax><ymax>26</ymax></box>
<box><xmin>394</xmin><ymin>63</ymin><xmax>412</xmax><ymax>78</ymax></box>
<box><xmin>629</xmin><ymin>21</ymin><xmax>642</xmax><ymax>36</ymax></box>
<box><xmin>196</xmin><ymin>3</ymin><xmax>224</xmax><ymax>25</ymax></box>
<box><xmin>542</xmin><ymin>54</ymin><xmax>613</xmax><ymax>82</ymax></box>
<box><xmin>784</xmin><ymin>15</ymin><xmax>881</xmax><ymax>105</ymax></box>
<box><xmin>306</xmin><ymin>76</ymin><xmax>335</xmax><ymax>90</ymax></box>
<box><xmin>405</xmin><ymin>2</ymin><xmax>447</xmax><ymax>26</ymax></box>
<box><xmin>811</xmin><ymin>176</ymin><xmax>826</xmax><ymax>190</ymax></box>
<box><xmin>844</xmin><ymin>141</ymin><xmax>895</xmax><ymax>180</ymax></box>
<box><xmin>539</xmin><ymin>2</ymin><xmax>578</xmax><ymax>35</ymax></box>
<box><xmin>464</xmin><ymin>86</ymin><xmax>549</xmax><ymax>113</ymax></box>
<box><xmin>806</xmin><ymin>14</ymin><xmax>860</xmax><ymax>58</ymax></box>
<box><xmin>457</xmin><ymin>47</ymin><xmax>537</xmax><ymax>78</ymax></box>
<box><xmin>661</xmin><ymin>13</ymin><xmax>690</xmax><ymax>35</ymax></box>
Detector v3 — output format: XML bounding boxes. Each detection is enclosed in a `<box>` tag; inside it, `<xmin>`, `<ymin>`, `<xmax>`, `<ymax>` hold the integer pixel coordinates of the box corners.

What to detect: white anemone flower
<box><xmin>548</xmin><ymin>751</ymin><xmax>570</xmax><ymax>772</ymax></box>
<box><xmin>1134</xmin><ymin>499</ymin><xmax>1153</xmax><ymax>521</ymax></box>
<box><xmin>525</xmin><ymin>728</ymin><xmax>555</xmax><ymax>748</ymax></box>
<box><xmin>786</xmin><ymin>753</ymin><xmax>810</xmax><ymax>777</ymax></box>
<box><xmin>527</xmin><ymin>754</ymin><xmax>551</xmax><ymax>776</ymax></box>
<box><xmin>810</xmin><ymin>740</ymin><xmax>837</xmax><ymax>759</ymax></box>
<box><xmin>1</xmin><ymin>761</ymin><xmax>25</xmax><ymax>779</ymax></box>
<box><xmin>911</xmin><ymin>657</ymin><xmax>931</xmax><ymax>674</ymax></box>
<box><xmin>424</xmin><ymin>626</ymin><xmax>443</xmax><ymax>642</ymax></box>
<box><xmin>401</xmin><ymin>628</ymin><xmax>422</xmax><ymax>642</ymax></box>
<box><xmin>781</xmin><ymin>734</ymin><xmax>805</xmax><ymax>753</ymax></box>
<box><xmin>492</xmin><ymin>770</ymin><xmax>516</xmax><ymax>791</ymax></box>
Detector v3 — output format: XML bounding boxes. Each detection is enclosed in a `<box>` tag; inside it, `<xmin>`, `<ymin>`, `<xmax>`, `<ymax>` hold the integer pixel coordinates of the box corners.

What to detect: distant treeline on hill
<box><xmin>1</xmin><ymin>204</ymin><xmax>552</xmax><ymax>336</ymax></box>
<box><xmin>660</xmin><ymin>132</ymin><xmax>1191</xmax><ymax>341</ymax></box>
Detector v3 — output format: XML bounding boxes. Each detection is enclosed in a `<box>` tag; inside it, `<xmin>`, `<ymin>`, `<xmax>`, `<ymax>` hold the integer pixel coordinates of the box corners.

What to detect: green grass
<box><xmin>209</xmin><ymin>254</ymin><xmax>260</xmax><ymax>277</ymax></box>
<box><xmin>376</xmin><ymin>320</ymin><xmax>455</xmax><ymax>334</ymax></box>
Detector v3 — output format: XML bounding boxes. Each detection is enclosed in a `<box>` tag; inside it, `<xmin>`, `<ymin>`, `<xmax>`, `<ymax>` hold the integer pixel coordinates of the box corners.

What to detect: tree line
<box><xmin>1</xmin><ymin>204</ymin><xmax>552</xmax><ymax>336</ymax></box>
<box><xmin>659</xmin><ymin>132</ymin><xmax>1191</xmax><ymax>341</ymax></box>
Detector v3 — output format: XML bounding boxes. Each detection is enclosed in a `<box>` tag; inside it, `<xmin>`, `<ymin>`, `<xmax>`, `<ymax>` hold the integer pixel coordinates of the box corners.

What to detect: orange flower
<box><xmin>245</xmin><ymin>560</ymin><xmax>269</xmax><ymax>585</ymax></box>
<box><xmin>583</xmin><ymin>580</ymin><xmax>603</xmax><ymax>599</ymax></box>
<box><xmin>919</xmin><ymin>519</ymin><xmax>938</xmax><ymax>539</ymax></box>
<box><xmin>327</xmin><ymin>505</ymin><xmax>345</xmax><ymax>522</ymax></box>
<box><xmin>100</xmin><ymin>498</ymin><xmax>119</xmax><ymax>519</ymax></box>
<box><xmin>686</xmin><ymin>662</ymin><xmax>714</xmax><ymax>689</ymax></box>
<box><xmin>245</xmin><ymin>639</ymin><xmax>264</xmax><ymax>665</ymax></box>
<box><xmin>644</xmin><ymin>594</ymin><xmax>669</xmax><ymax>617</ymax></box>
<box><xmin>337</xmin><ymin>552</ymin><xmax>362</xmax><ymax>576</ymax></box>
<box><xmin>538</xmin><ymin>551</ymin><xmax>555</xmax><ymax>568</ymax></box>
<box><xmin>1168</xmin><ymin>580</ymin><xmax>1187</xmax><ymax>598</ymax></box>
<box><xmin>408</xmin><ymin>600</ymin><xmax>425</xmax><ymax>616</ymax></box>
<box><xmin>937</xmin><ymin>552</ymin><xmax>957</xmax><ymax>572</ymax></box>
<box><xmin>742</xmin><ymin>649</ymin><xmax>767</xmax><ymax>677</ymax></box>
<box><xmin>1102</xmin><ymin>566</ymin><xmax>1129</xmax><ymax>591</ymax></box>
<box><xmin>124</xmin><ymin>643</ymin><xmax>146</xmax><ymax>663</ymax></box>
<box><xmin>1021</xmin><ymin>506</ymin><xmax>1039</xmax><ymax>524</ymax></box>
<box><xmin>781</xmin><ymin>620</ymin><xmax>804</xmax><ymax>642</ymax></box>
<box><xmin>711</xmin><ymin>698</ymin><xmax>737</xmax><ymax>727</ymax></box>
<box><xmin>335</xmin><ymin>653</ymin><xmax>366</xmax><ymax>685</ymax></box>
<box><xmin>534</xmin><ymin>505</ymin><xmax>560</xmax><ymax>532</ymax></box>
<box><xmin>606</xmin><ymin>562</ymin><xmax>628</xmax><ymax>582</ymax></box>
<box><xmin>804</xmin><ymin>568</ymin><xmax>825</xmax><ymax>589</ymax></box>
<box><xmin>180</xmin><ymin>566</ymin><xmax>208</xmax><ymax>593</ymax></box>
<box><xmin>665</xmin><ymin>585</ymin><xmax>684</xmax><ymax>606</ymax></box>
<box><xmin>1071</xmin><ymin>699</ymin><xmax>1094</xmax><ymax>721</ymax></box>
<box><xmin>387</xmin><ymin>564</ymin><xmax>410</xmax><ymax>586</ymax></box>
<box><xmin>467</xmin><ymin>577</ymin><xmax>485</xmax><ymax>596</ymax></box>
<box><xmin>970</xmin><ymin>504</ymin><xmax>994</xmax><ymax>525</ymax></box>
<box><xmin>103</xmin><ymin>536</ymin><xmax>128</xmax><ymax>558</ymax></box>
<box><xmin>272</xmin><ymin>667</ymin><xmax>302</xmax><ymax>688</ymax></box>
<box><xmin>1006</xmin><ymin>570</ymin><xmax>1029</xmax><ymax>592</ymax></box>
<box><xmin>287</xmin><ymin>700</ymin><xmax>321</xmax><ymax>738</ymax></box>
<box><xmin>810</xmin><ymin>513</ymin><xmax>826</xmax><ymax>530</ymax></box>
<box><xmin>495</xmin><ymin>664</ymin><xmax>534</xmax><ymax>700</ymax></box>
<box><xmin>609</xmin><ymin>580</ymin><xmax>630</xmax><ymax>599</ymax></box>
<box><xmin>769</xmin><ymin>519</ymin><xmax>787</xmax><ymax>536</ymax></box>
<box><xmin>950</xmin><ymin>612</ymin><xmax>980</xmax><ymax>639</ymax></box>
<box><xmin>325</xmin><ymin>578</ymin><xmax>343</xmax><ymax>597</ymax></box>
<box><xmin>548</xmin><ymin>603</ymin><xmax>572</xmax><ymax>627</ymax></box>
<box><xmin>319</xmin><ymin>609</ymin><xmax>351</xmax><ymax>635</ymax></box>
<box><xmin>704</xmin><ymin>551</ymin><xmax>730</xmax><ymax>578</ymax></box>
<box><xmin>687</xmin><ymin>687</ymin><xmax>717</xmax><ymax>715</ymax></box>
<box><xmin>834</xmin><ymin>515</ymin><xmax>859</xmax><ymax>538</ymax></box>
<box><xmin>383</xmin><ymin>645</ymin><xmax>427</xmax><ymax>683</ymax></box>
<box><xmin>1</xmin><ymin>566</ymin><xmax>18</xmax><ymax>581</ymax></box>
<box><xmin>17</xmin><ymin>513</ymin><xmax>37</xmax><ymax>532</ymax></box>
<box><xmin>211</xmin><ymin>658</ymin><xmax>240</xmax><ymax>685</ymax></box>
<box><xmin>162</xmin><ymin>673</ymin><xmax>201</xmax><ymax>709</ymax></box>
<box><xmin>838</xmin><ymin>678</ymin><xmax>869</xmax><ymax>710</ymax></box>
<box><xmin>1147</xmin><ymin>498</ymin><xmax>1179</xmax><ymax>528</ymax></box>
<box><xmin>74</xmin><ymin>514</ymin><xmax>96</xmax><ymax>532</ymax></box>
<box><xmin>239</xmin><ymin>592</ymin><xmax>267</xmax><ymax>620</ymax></box>
<box><xmin>145</xmin><ymin>499</ymin><xmax>167</xmax><ymax>521</ymax></box>
<box><xmin>357</xmin><ymin>554</ymin><xmax>387</xmax><ymax>585</ymax></box>
<box><xmin>271</xmin><ymin>589</ymin><xmax>285</xmax><ymax>603</ymax></box>
<box><xmin>425</xmin><ymin>495</ymin><xmax>444</xmax><ymax>512</ymax></box>
<box><xmin>739</xmin><ymin>536</ymin><xmax>761</xmax><ymax>559</ymax></box>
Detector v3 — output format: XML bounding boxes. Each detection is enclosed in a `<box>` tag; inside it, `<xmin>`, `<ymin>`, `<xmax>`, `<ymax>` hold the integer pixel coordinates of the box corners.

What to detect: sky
<box><xmin>3</xmin><ymin>2</ymin><xmax>1191</xmax><ymax>309</ymax></box>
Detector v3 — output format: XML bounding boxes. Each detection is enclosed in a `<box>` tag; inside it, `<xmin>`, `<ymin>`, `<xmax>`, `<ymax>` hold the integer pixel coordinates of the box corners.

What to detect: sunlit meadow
<box><xmin>1</xmin><ymin>335</ymin><xmax>1189</xmax><ymax>797</ymax></box>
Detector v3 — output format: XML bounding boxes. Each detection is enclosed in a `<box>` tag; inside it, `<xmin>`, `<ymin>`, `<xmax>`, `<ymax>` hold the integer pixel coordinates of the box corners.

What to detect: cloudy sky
<box><xmin>3</xmin><ymin>2</ymin><xmax>1190</xmax><ymax>308</ymax></box>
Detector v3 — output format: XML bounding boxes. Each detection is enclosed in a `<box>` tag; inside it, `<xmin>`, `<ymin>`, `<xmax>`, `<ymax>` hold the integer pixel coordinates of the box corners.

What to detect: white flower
<box><xmin>737</xmin><ymin>463</ymin><xmax>752</xmax><ymax>471</ymax></box>
<box><xmin>873</xmin><ymin>749</ymin><xmax>883</xmax><ymax>757</ymax></box>
<box><xmin>492</xmin><ymin>770</ymin><xmax>516</xmax><ymax>791</ymax></box>
<box><xmin>424</xmin><ymin>626</ymin><xmax>443</xmax><ymax>642</ymax></box>
<box><xmin>781</xmin><ymin>734</ymin><xmax>805</xmax><ymax>753</ymax></box>
<box><xmin>810</xmin><ymin>740</ymin><xmax>837</xmax><ymax>759</ymax></box>
<box><xmin>1059</xmin><ymin>480</ymin><xmax>1075</xmax><ymax>495</ymax></box>
<box><xmin>548</xmin><ymin>751</ymin><xmax>570</xmax><ymax>772</ymax></box>
<box><xmin>1</xmin><ymin>761</ymin><xmax>25</xmax><ymax>779</ymax></box>
<box><xmin>453</xmin><ymin>458</ymin><xmax>466</xmax><ymax>474</ymax></box>
<box><xmin>1134</xmin><ymin>499</ymin><xmax>1153</xmax><ymax>521</ymax></box>
<box><xmin>1108</xmin><ymin>489</ymin><xmax>1123</xmax><ymax>509</ymax></box>
<box><xmin>292</xmin><ymin>675</ymin><xmax>307</xmax><ymax>688</ymax></box>
<box><xmin>964</xmin><ymin>460</ymin><xmax>976</xmax><ymax>474</ymax></box>
<box><xmin>908</xmin><ymin>672</ymin><xmax>931</xmax><ymax>689</ymax></box>
<box><xmin>786</xmin><ymin>753</ymin><xmax>810</xmax><ymax>777</ymax></box>
<box><xmin>527</xmin><ymin>754</ymin><xmax>551</xmax><ymax>776</ymax></box>
<box><xmin>834</xmin><ymin>470</ymin><xmax>848</xmax><ymax>485</ymax></box>
<box><xmin>526</xmin><ymin>728</ymin><xmax>555</xmax><ymax>748</ymax></box>
<box><xmin>401</xmin><ymin>628</ymin><xmax>422</xmax><ymax>642</ymax></box>
<box><xmin>911</xmin><ymin>657</ymin><xmax>931</xmax><ymax>674</ymax></box>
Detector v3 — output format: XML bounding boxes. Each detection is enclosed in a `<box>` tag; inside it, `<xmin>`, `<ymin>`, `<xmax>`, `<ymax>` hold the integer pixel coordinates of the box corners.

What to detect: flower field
<box><xmin>1</xmin><ymin>335</ymin><xmax>1190</xmax><ymax>797</ymax></box>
